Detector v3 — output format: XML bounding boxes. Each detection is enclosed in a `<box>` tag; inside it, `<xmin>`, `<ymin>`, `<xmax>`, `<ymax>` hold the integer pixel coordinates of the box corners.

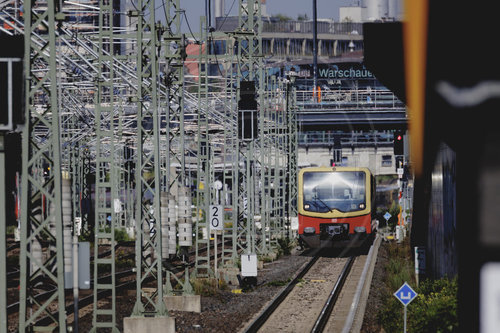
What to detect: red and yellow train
<box><xmin>298</xmin><ymin>166</ymin><xmax>377</xmax><ymax>248</ymax></box>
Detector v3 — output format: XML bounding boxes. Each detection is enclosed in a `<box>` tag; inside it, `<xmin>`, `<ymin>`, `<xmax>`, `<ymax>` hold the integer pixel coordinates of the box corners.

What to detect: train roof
<box><xmin>299</xmin><ymin>166</ymin><xmax>373</xmax><ymax>175</ymax></box>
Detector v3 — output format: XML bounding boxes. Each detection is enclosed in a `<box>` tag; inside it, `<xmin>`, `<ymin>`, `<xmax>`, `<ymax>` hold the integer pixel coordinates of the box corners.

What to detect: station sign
<box><xmin>317</xmin><ymin>64</ymin><xmax>374</xmax><ymax>80</ymax></box>
<box><xmin>280</xmin><ymin>62</ymin><xmax>378</xmax><ymax>89</ymax></box>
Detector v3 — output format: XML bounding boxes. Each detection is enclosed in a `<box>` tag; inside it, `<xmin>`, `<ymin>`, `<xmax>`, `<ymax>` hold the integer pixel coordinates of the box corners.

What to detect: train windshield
<box><xmin>302</xmin><ymin>171</ymin><xmax>366</xmax><ymax>213</ymax></box>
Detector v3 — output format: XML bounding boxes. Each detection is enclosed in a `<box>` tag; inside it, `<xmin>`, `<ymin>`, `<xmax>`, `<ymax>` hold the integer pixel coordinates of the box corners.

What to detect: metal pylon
<box><xmin>221</xmin><ymin>61</ymin><xmax>239</xmax><ymax>269</ymax></box>
<box><xmin>259</xmin><ymin>75</ymin><xmax>274</xmax><ymax>254</ymax></box>
<box><xmin>19</xmin><ymin>0</ymin><xmax>67</xmax><ymax>330</ymax></box>
<box><xmin>274</xmin><ymin>79</ymin><xmax>287</xmax><ymax>240</ymax></box>
<box><xmin>131</xmin><ymin>0</ymin><xmax>167</xmax><ymax>316</ymax></box>
<box><xmin>235</xmin><ymin>0</ymin><xmax>263</xmax><ymax>256</ymax></box>
<box><xmin>90</xmin><ymin>0</ymin><xmax>119</xmax><ymax>329</ymax></box>
<box><xmin>287</xmin><ymin>84</ymin><xmax>299</xmax><ymax>237</ymax></box>
<box><xmin>81</xmin><ymin>146</ymin><xmax>92</xmax><ymax>236</ymax></box>
<box><xmin>160</xmin><ymin>0</ymin><xmax>193</xmax><ymax>296</ymax></box>
<box><xmin>162</xmin><ymin>0</ymin><xmax>186</xmax><ymax>192</ymax></box>
<box><xmin>195</xmin><ymin>17</ymin><xmax>212</xmax><ymax>278</ymax></box>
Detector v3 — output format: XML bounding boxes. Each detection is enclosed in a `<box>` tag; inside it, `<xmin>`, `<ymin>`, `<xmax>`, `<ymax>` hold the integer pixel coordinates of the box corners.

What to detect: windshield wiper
<box><xmin>314</xmin><ymin>197</ymin><xmax>330</xmax><ymax>211</ymax></box>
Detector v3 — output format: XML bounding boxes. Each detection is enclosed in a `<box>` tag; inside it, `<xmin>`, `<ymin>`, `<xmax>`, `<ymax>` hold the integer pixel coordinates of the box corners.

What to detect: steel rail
<box><xmin>243</xmin><ymin>248</ymin><xmax>321</xmax><ymax>333</ymax></box>
<box><xmin>8</xmin><ymin>238</ymin><xmax>231</xmax><ymax>315</ymax></box>
<box><xmin>310</xmin><ymin>255</ymin><xmax>355</xmax><ymax>333</ymax></box>
<box><xmin>30</xmin><ymin>237</ymin><xmax>234</xmax><ymax>327</ymax></box>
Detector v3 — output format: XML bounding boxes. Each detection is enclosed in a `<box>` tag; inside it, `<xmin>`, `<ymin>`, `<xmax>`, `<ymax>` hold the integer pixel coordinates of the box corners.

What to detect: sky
<box><xmin>163</xmin><ymin>0</ymin><xmax>355</xmax><ymax>34</ymax></box>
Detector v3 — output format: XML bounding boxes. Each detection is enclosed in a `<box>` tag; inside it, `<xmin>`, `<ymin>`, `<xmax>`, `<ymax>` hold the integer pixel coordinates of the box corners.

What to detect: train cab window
<box><xmin>302</xmin><ymin>171</ymin><xmax>366</xmax><ymax>213</ymax></box>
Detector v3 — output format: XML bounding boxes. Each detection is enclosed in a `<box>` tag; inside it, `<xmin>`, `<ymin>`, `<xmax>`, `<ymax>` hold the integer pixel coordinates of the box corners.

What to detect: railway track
<box><xmin>242</xmin><ymin>235</ymin><xmax>381</xmax><ymax>333</ymax></box>
<box><xmin>6</xmin><ymin>238</ymin><xmax>233</xmax><ymax>330</ymax></box>
<box><xmin>8</xmin><ymin>235</ymin><xmax>380</xmax><ymax>332</ymax></box>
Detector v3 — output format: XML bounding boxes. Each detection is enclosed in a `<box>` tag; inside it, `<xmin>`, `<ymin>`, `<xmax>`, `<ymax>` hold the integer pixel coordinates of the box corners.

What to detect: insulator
<box><xmin>31</xmin><ymin>223</ymin><xmax>42</xmax><ymax>274</ymax></box>
<box><xmin>160</xmin><ymin>192</ymin><xmax>169</xmax><ymax>258</ymax></box>
<box><xmin>61</xmin><ymin>177</ymin><xmax>73</xmax><ymax>287</ymax></box>
<box><xmin>178</xmin><ymin>223</ymin><xmax>192</xmax><ymax>247</ymax></box>
<box><xmin>177</xmin><ymin>187</ymin><xmax>192</xmax><ymax>223</ymax></box>
<box><xmin>168</xmin><ymin>226</ymin><xmax>177</xmax><ymax>254</ymax></box>
<box><xmin>167</xmin><ymin>195</ymin><xmax>177</xmax><ymax>225</ymax></box>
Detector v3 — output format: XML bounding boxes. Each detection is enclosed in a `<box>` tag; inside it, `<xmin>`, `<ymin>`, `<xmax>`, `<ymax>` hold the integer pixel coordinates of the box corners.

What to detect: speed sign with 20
<box><xmin>209</xmin><ymin>205</ymin><xmax>224</xmax><ymax>231</ymax></box>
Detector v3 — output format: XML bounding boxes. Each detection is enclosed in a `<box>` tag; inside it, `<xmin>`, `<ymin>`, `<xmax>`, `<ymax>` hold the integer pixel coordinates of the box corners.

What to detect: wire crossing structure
<box><xmin>130</xmin><ymin>0</ymin><xmax>168</xmax><ymax>317</ymax></box>
<box><xmin>90</xmin><ymin>0</ymin><xmax>120</xmax><ymax>330</ymax></box>
<box><xmin>18</xmin><ymin>0</ymin><xmax>67</xmax><ymax>331</ymax></box>
<box><xmin>8</xmin><ymin>0</ymin><xmax>300</xmax><ymax>329</ymax></box>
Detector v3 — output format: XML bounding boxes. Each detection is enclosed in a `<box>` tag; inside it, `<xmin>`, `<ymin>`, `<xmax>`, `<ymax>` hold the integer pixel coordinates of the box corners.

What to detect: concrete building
<box><xmin>339</xmin><ymin>0</ymin><xmax>404</xmax><ymax>22</ymax></box>
<box><xmin>298</xmin><ymin>145</ymin><xmax>397</xmax><ymax>176</ymax></box>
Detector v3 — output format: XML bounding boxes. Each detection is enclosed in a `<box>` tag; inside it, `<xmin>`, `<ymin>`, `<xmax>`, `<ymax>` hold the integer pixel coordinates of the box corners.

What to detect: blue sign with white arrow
<box><xmin>394</xmin><ymin>282</ymin><xmax>418</xmax><ymax>306</ymax></box>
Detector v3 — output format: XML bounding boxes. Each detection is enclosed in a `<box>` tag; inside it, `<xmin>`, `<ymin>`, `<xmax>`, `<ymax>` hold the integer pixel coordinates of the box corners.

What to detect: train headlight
<box><xmin>359</xmin><ymin>203</ymin><xmax>365</xmax><ymax>209</ymax></box>
<box><xmin>304</xmin><ymin>227</ymin><xmax>316</xmax><ymax>234</ymax></box>
<box><xmin>354</xmin><ymin>226</ymin><xmax>366</xmax><ymax>233</ymax></box>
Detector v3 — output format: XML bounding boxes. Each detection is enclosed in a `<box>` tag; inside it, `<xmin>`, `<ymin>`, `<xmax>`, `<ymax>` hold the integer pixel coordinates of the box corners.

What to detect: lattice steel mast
<box><xmin>90</xmin><ymin>0</ymin><xmax>120</xmax><ymax>329</ymax></box>
<box><xmin>235</xmin><ymin>0</ymin><xmax>263</xmax><ymax>256</ymax></box>
<box><xmin>131</xmin><ymin>0</ymin><xmax>168</xmax><ymax>317</ymax></box>
<box><xmin>195</xmin><ymin>17</ymin><xmax>212</xmax><ymax>277</ymax></box>
<box><xmin>19</xmin><ymin>0</ymin><xmax>67</xmax><ymax>330</ymax></box>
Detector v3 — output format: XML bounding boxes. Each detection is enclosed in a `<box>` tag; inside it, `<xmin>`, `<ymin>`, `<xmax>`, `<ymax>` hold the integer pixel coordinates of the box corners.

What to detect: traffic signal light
<box><xmin>238</xmin><ymin>80</ymin><xmax>258</xmax><ymax>140</ymax></box>
<box><xmin>395</xmin><ymin>155</ymin><xmax>404</xmax><ymax>174</ymax></box>
<box><xmin>0</xmin><ymin>35</ymin><xmax>24</xmax><ymax>131</ymax></box>
<box><xmin>393</xmin><ymin>131</ymin><xmax>404</xmax><ymax>155</ymax></box>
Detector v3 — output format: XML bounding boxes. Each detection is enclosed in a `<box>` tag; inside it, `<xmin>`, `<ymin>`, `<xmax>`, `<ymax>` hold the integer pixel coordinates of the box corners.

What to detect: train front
<box><xmin>298</xmin><ymin>167</ymin><xmax>375</xmax><ymax>248</ymax></box>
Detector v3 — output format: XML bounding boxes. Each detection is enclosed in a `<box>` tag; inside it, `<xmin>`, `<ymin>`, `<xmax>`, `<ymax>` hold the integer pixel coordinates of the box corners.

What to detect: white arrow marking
<box><xmin>435</xmin><ymin>80</ymin><xmax>500</xmax><ymax>108</ymax></box>
<box><xmin>400</xmin><ymin>292</ymin><xmax>412</xmax><ymax>300</ymax></box>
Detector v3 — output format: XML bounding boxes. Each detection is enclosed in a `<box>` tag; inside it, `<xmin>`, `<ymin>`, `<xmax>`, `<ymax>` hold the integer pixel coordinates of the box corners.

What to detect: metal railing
<box><xmin>298</xmin><ymin>131</ymin><xmax>394</xmax><ymax>146</ymax></box>
<box><xmin>216</xmin><ymin>16</ymin><xmax>363</xmax><ymax>35</ymax></box>
<box><xmin>262</xmin><ymin>21</ymin><xmax>363</xmax><ymax>35</ymax></box>
<box><xmin>295</xmin><ymin>87</ymin><xmax>405</xmax><ymax>111</ymax></box>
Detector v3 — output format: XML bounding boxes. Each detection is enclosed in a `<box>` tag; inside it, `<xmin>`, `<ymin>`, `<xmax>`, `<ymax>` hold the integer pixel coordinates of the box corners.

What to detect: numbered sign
<box><xmin>209</xmin><ymin>205</ymin><xmax>224</xmax><ymax>231</ymax></box>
